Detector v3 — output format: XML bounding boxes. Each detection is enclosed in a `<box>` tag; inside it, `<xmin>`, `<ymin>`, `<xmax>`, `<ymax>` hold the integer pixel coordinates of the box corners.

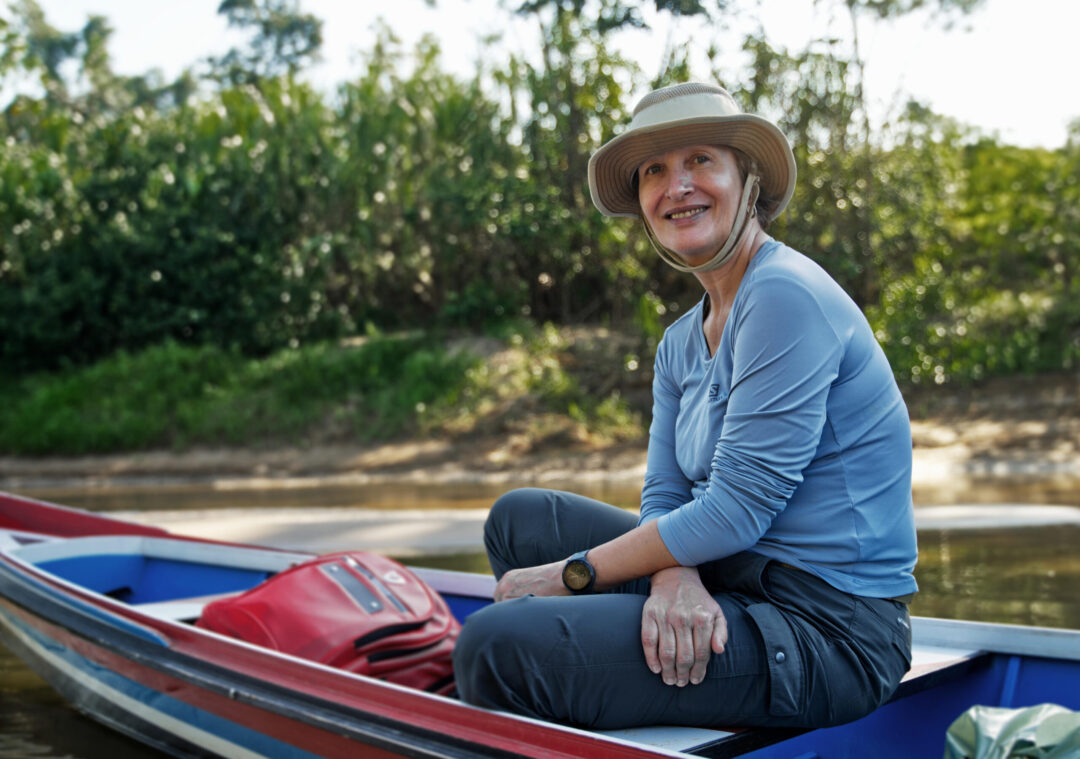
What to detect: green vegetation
<box><xmin>1</xmin><ymin>0</ymin><xmax>1077</xmax><ymax>456</ymax></box>
<box><xmin>0</xmin><ymin>335</ymin><xmax>474</xmax><ymax>454</ymax></box>
<box><xmin>0</xmin><ymin>326</ymin><xmax>644</xmax><ymax>455</ymax></box>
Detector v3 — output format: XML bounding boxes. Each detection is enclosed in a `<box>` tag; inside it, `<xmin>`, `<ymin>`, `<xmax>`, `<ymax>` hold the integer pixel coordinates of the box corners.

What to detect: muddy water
<box><xmin>3</xmin><ymin>477</ymin><xmax>1080</xmax><ymax>758</ymax></box>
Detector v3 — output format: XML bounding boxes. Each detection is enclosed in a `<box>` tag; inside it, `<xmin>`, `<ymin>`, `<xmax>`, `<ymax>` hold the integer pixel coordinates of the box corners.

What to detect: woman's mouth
<box><xmin>666</xmin><ymin>207</ymin><xmax>707</xmax><ymax>221</ymax></box>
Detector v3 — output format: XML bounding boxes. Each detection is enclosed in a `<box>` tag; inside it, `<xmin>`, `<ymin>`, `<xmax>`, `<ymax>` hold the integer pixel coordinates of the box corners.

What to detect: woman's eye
<box><xmin>693</xmin><ymin>154</ymin><xmax>710</xmax><ymax>165</ymax></box>
<box><xmin>644</xmin><ymin>164</ymin><xmax>661</xmax><ymax>176</ymax></box>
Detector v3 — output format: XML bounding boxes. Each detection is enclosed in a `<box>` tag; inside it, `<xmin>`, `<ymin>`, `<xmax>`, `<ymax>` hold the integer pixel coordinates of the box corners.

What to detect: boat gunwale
<box><xmin>910</xmin><ymin>615</ymin><xmax>1080</xmax><ymax>662</ymax></box>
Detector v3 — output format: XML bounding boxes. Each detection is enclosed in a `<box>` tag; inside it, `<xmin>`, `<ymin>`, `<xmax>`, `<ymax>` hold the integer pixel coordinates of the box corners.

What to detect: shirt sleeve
<box><xmin>656</xmin><ymin>274</ymin><xmax>846</xmax><ymax>566</ymax></box>
<box><xmin>638</xmin><ymin>334</ymin><xmax>693</xmax><ymax>526</ymax></box>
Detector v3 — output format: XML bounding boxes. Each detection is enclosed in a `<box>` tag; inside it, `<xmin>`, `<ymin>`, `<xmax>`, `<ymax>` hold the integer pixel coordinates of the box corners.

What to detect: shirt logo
<box><xmin>708</xmin><ymin>384</ymin><xmax>722</xmax><ymax>401</ymax></box>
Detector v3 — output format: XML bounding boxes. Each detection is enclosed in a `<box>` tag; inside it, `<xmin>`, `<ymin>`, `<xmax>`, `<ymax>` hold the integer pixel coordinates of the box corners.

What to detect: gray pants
<box><xmin>453</xmin><ymin>488</ymin><xmax>912</xmax><ymax>730</ymax></box>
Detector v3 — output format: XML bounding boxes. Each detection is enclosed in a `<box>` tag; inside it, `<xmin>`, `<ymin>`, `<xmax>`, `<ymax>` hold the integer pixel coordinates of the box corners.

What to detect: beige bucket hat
<box><xmin>588</xmin><ymin>82</ymin><xmax>796</xmax><ymax>221</ymax></box>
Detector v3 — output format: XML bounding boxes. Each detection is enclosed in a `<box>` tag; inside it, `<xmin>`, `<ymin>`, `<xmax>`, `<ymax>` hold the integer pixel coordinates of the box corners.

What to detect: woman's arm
<box><xmin>638</xmin><ymin>333</ymin><xmax>694</xmax><ymax>526</ymax></box>
<box><xmin>492</xmin><ymin>519</ymin><xmax>677</xmax><ymax>601</ymax></box>
<box><xmin>493</xmin><ymin>520</ymin><xmax>728</xmax><ymax>688</ymax></box>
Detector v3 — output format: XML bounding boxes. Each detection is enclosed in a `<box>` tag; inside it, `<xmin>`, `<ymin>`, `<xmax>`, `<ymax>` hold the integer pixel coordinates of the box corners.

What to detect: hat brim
<box><xmin>588</xmin><ymin>114</ymin><xmax>797</xmax><ymax>219</ymax></box>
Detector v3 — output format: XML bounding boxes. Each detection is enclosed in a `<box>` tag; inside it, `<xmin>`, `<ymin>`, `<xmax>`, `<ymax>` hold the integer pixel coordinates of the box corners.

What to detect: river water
<box><xmin>3</xmin><ymin>476</ymin><xmax>1079</xmax><ymax>758</ymax></box>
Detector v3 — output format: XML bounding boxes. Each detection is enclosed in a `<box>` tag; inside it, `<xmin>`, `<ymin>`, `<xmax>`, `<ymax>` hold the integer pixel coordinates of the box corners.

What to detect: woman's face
<box><xmin>636</xmin><ymin>145</ymin><xmax>745</xmax><ymax>264</ymax></box>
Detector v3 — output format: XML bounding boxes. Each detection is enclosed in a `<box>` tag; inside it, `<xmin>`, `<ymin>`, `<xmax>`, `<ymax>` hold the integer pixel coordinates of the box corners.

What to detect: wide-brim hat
<box><xmin>588</xmin><ymin>82</ymin><xmax>796</xmax><ymax>220</ymax></box>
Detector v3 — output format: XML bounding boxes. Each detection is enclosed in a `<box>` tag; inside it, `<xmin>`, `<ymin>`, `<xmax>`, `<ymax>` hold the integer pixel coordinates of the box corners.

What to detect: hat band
<box><xmin>629</xmin><ymin>91</ymin><xmax>741</xmax><ymax>130</ymax></box>
<box><xmin>643</xmin><ymin>174</ymin><xmax>760</xmax><ymax>274</ymax></box>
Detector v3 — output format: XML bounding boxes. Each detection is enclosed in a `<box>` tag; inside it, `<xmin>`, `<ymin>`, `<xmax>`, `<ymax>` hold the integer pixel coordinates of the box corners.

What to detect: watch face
<box><xmin>564</xmin><ymin>561</ymin><xmax>591</xmax><ymax>591</ymax></box>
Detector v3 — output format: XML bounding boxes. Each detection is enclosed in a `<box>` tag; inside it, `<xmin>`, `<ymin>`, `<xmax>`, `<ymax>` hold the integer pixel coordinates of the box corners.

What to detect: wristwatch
<box><xmin>562</xmin><ymin>550</ymin><xmax>596</xmax><ymax>594</ymax></box>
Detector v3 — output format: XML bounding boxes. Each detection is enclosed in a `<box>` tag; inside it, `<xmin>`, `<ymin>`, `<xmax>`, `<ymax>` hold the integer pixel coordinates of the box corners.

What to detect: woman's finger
<box><xmin>641</xmin><ymin>610</ymin><xmax>662</xmax><ymax>675</ymax></box>
<box><xmin>689</xmin><ymin>615</ymin><xmax>712</xmax><ymax>685</ymax></box>
<box><xmin>711</xmin><ymin>608</ymin><xmax>729</xmax><ymax>654</ymax></box>
<box><xmin>658</xmin><ymin>618</ymin><xmax>679</xmax><ymax>685</ymax></box>
<box><xmin>673</xmin><ymin>618</ymin><xmax>695</xmax><ymax>686</ymax></box>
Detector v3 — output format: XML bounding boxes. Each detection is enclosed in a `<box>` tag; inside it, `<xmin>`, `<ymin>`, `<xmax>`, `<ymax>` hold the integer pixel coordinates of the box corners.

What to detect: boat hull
<box><xmin>0</xmin><ymin>566</ymin><xmax>500</xmax><ymax>759</ymax></box>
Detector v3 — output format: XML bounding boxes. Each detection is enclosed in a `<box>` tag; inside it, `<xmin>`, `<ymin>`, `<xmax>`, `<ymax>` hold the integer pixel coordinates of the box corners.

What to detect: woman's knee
<box><xmin>487</xmin><ymin>488</ymin><xmax>551</xmax><ymax>530</ymax></box>
<box><xmin>452</xmin><ymin>604</ymin><xmax>508</xmax><ymax>707</ymax></box>
<box><xmin>484</xmin><ymin>488</ymin><xmax>564</xmax><ymax>575</ymax></box>
<box><xmin>452</xmin><ymin>598</ymin><xmax>562</xmax><ymax>713</ymax></box>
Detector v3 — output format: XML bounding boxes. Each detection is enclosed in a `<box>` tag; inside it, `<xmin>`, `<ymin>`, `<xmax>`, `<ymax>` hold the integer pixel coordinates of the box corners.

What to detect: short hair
<box><xmin>729</xmin><ymin>147</ymin><xmax>780</xmax><ymax>230</ymax></box>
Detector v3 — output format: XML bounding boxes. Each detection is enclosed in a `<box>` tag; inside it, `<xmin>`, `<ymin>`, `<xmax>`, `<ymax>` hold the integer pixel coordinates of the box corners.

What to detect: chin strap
<box><xmin>643</xmin><ymin>173</ymin><xmax>761</xmax><ymax>274</ymax></box>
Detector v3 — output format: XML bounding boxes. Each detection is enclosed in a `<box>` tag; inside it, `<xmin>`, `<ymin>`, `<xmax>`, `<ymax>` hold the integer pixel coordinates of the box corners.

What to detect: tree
<box><xmin>208</xmin><ymin>0</ymin><xmax>323</xmax><ymax>85</ymax></box>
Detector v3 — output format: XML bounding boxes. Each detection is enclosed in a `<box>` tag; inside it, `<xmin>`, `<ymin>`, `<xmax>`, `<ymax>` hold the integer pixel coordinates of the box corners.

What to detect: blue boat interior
<box><xmin>37</xmin><ymin>553</ymin><xmax>272</xmax><ymax>604</ymax></box>
<box><xmin>739</xmin><ymin>652</ymin><xmax>1080</xmax><ymax>759</ymax></box>
<box><xmin>21</xmin><ymin>536</ymin><xmax>493</xmax><ymax>625</ymax></box>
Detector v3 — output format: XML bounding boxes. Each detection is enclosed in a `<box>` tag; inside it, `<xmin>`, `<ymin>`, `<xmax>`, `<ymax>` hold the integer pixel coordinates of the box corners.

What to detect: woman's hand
<box><xmin>641</xmin><ymin>566</ymin><xmax>728</xmax><ymax>687</ymax></box>
<box><xmin>493</xmin><ymin>561</ymin><xmax>569</xmax><ymax>602</ymax></box>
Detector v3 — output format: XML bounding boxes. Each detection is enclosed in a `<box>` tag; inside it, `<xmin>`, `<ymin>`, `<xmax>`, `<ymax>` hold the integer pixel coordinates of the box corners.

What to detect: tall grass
<box><xmin>0</xmin><ymin>336</ymin><xmax>478</xmax><ymax>455</ymax></box>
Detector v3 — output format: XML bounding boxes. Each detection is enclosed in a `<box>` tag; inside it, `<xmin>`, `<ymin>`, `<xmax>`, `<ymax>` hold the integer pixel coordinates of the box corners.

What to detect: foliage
<box><xmin>492</xmin><ymin>3</ymin><xmax>645</xmax><ymax>323</ymax></box>
<box><xmin>331</xmin><ymin>27</ymin><xmax>527</xmax><ymax>329</ymax></box>
<box><xmin>1</xmin><ymin>0</ymin><xmax>1077</xmax><ymax>406</ymax></box>
<box><xmin>0</xmin><ymin>328</ymin><xmax>644</xmax><ymax>455</ymax></box>
<box><xmin>210</xmin><ymin>0</ymin><xmax>322</xmax><ymax>84</ymax></box>
<box><xmin>867</xmin><ymin>134</ymin><xmax>1080</xmax><ymax>385</ymax></box>
<box><xmin>0</xmin><ymin>75</ymin><xmax>348</xmax><ymax>370</ymax></box>
<box><xmin>0</xmin><ymin>335</ymin><xmax>479</xmax><ymax>454</ymax></box>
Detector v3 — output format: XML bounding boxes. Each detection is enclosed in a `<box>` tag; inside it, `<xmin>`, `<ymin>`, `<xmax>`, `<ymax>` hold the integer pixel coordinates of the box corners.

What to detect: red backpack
<box><xmin>197</xmin><ymin>552</ymin><xmax>460</xmax><ymax>695</ymax></box>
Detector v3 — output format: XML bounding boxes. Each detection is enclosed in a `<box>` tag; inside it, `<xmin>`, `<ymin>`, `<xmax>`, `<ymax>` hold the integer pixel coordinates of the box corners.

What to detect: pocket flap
<box><xmin>746</xmin><ymin>603</ymin><xmax>804</xmax><ymax>718</ymax></box>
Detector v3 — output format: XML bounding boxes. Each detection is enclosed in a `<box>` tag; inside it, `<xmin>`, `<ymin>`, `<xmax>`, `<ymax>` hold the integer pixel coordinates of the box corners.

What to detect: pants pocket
<box><xmin>851</xmin><ymin>599</ymin><xmax>913</xmax><ymax>706</ymax></box>
<box><xmin>745</xmin><ymin>603</ymin><xmax>805</xmax><ymax>718</ymax></box>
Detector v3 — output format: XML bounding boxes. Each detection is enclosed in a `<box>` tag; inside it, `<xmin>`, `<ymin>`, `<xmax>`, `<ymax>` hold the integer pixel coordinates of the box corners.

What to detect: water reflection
<box><xmin>0</xmin><ymin>642</ymin><xmax>147</xmax><ymax>759</ymax></box>
<box><xmin>25</xmin><ymin>471</ymin><xmax>1079</xmax><ymax>517</ymax></box>
<box><xmin>911</xmin><ymin>525</ymin><xmax>1080</xmax><ymax>629</ymax></box>
<box><xmin>25</xmin><ymin>480</ymin><xmax>523</xmax><ymax>513</ymax></box>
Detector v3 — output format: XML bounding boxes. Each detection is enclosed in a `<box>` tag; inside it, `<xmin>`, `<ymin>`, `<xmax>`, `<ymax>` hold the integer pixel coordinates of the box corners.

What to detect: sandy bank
<box><xmin>1</xmin><ymin>374</ymin><xmax>1076</xmax><ymax>493</ymax></box>
<box><xmin>2</xmin><ymin>420</ymin><xmax>1077</xmax><ymax>494</ymax></box>
<box><xmin>104</xmin><ymin>502</ymin><xmax>1080</xmax><ymax>557</ymax></box>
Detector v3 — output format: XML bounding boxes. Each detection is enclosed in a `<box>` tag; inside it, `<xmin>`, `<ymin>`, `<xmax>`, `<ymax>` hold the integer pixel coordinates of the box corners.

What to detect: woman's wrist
<box><xmin>649</xmin><ymin>565</ymin><xmax>701</xmax><ymax>589</ymax></box>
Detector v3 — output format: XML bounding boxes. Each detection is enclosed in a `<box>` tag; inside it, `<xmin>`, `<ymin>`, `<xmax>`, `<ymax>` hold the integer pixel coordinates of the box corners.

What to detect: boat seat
<box><xmin>893</xmin><ymin>641</ymin><xmax>986</xmax><ymax>700</ymax></box>
<box><xmin>597</xmin><ymin>641</ymin><xmax>984</xmax><ymax>756</ymax></box>
<box><xmin>132</xmin><ymin>591</ymin><xmax>243</xmax><ymax>622</ymax></box>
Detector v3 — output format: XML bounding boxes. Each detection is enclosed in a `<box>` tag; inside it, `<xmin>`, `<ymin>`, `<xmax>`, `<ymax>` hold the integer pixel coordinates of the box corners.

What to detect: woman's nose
<box><xmin>665</xmin><ymin>172</ymin><xmax>692</xmax><ymax>199</ymax></box>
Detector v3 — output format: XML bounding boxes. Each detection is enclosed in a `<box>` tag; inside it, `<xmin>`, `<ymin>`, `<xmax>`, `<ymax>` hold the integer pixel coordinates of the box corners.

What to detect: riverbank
<box><xmin>1</xmin><ymin>372</ymin><xmax>1077</xmax><ymax>495</ymax></box>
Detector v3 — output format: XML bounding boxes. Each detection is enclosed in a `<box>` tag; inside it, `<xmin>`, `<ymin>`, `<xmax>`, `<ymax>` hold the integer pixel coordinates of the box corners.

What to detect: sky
<box><xmin>25</xmin><ymin>0</ymin><xmax>1080</xmax><ymax>149</ymax></box>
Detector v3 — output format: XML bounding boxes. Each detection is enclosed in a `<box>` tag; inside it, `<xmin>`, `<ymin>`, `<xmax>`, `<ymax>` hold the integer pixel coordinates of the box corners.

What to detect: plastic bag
<box><xmin>943</xmin><ymin>703</ymin><xmax>1080</xmax><ymax>759</ymax></box>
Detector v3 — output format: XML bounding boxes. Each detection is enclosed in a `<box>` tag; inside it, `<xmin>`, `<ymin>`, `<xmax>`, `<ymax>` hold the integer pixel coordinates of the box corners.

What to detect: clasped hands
<box><xmin>494</xmin><ymin>562</ymin><xmax>727</xmax><ymax>687</ymax></box>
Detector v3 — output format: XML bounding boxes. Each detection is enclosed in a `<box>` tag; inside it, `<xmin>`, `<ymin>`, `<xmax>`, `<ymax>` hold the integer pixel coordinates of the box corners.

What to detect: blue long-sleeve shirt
<box><xmin>640</xmin><ymin>241</ymin><xmax>918</xmax><ymax>599</ymax></box>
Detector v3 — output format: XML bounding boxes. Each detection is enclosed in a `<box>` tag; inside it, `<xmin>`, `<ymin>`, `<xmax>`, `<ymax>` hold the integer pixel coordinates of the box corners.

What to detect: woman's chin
<box><xmin>670</xmin><ymin>245</ymin><xmax>716</xmax><ymax>267</ymax></box>
<box><xmin>657</xmin><ymin>228</ymin><xmax>724</xmax><ymax>263</ymax></box>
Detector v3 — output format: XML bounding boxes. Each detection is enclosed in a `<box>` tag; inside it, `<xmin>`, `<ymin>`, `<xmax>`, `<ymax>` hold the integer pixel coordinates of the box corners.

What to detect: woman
<box><xmin>452</xmin><ymin>82</ymin><xmax>917</xmax><ymax>731</ymax></box>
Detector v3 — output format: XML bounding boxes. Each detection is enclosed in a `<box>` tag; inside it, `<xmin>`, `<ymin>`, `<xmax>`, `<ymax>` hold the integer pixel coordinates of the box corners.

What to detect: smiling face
<box><xmin>636</xmin><ymin>145</ymin><xmax>746</xmax><ymax>264</ymax></box>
